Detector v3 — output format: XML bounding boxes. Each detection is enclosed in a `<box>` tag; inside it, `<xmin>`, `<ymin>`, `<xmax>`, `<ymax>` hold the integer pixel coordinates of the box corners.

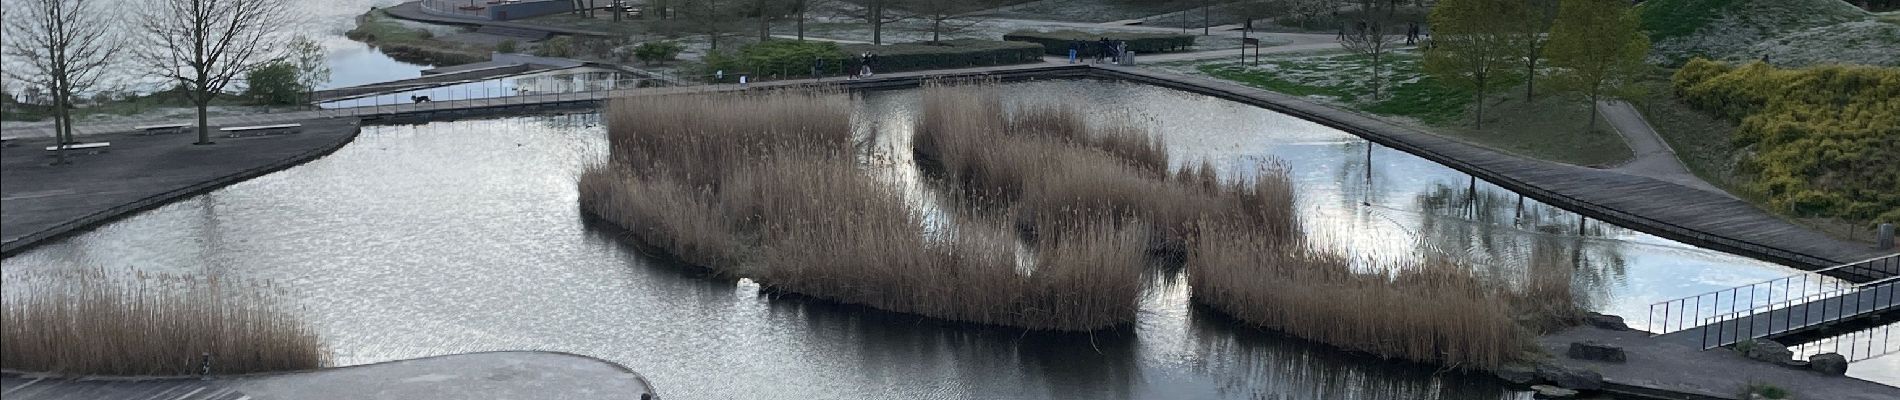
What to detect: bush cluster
<box><xmin>1672</xmin><ymin>58</ymin><xmax>1900</xmax><ymax>223</ymax></box>
<box><xmin>1002</xmin><ymin>30</ymin><xmax>1196</xmax><ymax>56</ymax></box>
<box><xmin>838</xmin><ymin>40</ymin><xmax>1044</xmax><ymax>72</ymax></box>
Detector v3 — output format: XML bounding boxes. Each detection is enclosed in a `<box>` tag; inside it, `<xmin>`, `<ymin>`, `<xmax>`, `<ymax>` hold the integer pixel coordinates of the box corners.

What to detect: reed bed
<box><xmin>579</xmin><ymin>89</ymin><xmax>1147</xmax><ymax>330</ymax></box>
<box><xmin>1</xmin><ymin>267</ymin><xmax>326</xmax><ymax>376</ymax></box>
<box><xmin>915</xmin><ymin>81</ymin><xmax>1574</xmax><ymax>370</ymax></box>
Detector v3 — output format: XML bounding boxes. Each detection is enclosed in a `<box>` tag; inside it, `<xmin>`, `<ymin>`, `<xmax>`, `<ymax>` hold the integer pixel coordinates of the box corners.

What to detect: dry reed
<box><xmin>579</xmin><ymin>89</ymin><xmax>1148</xmax><ymax>330</ymax></box>
<box><xmin>915</xmin><ymin>81</ymin><xmax>1574</xmax><ymax>370</ymax></box>
<box><xmin>1</xmin><ymin>267</ymin><xmax>326</xmax><ymax>376</ymax></box>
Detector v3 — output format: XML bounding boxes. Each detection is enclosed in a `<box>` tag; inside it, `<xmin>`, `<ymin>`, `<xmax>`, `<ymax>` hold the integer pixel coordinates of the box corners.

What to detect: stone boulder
<box><xmin>1810</xmin><ymin>353</ymin><xmax>1849</xmax><ymax>376</ymax></box>
<box><xmin>1530</xmin><ymin>384</ymin><xmax>1579</xmax><ymax>398</ymax></box>
<box><xmin>1566</xmin><ymin>341</ymin><xmax>1627</xmax><ymax>363</ymax></box>
<box><xmin>1741</xmin><ymin>339</ymin><xmax>1793</xmax><ymax>363</ymax></box>
<box><xmin>1583</xmin><ymin>313</ymin><xmax>1630</xmax><ymax>331</ymax></box>
<box><xmin>1535</xmin><ymin>364</ymin><xmax>1603</xmax><ymax>391</ymax></box>
<box><xmin>1494</xmin><ymin>363</ymin><xmax>1538</xmax><ymax>385</ymax></box>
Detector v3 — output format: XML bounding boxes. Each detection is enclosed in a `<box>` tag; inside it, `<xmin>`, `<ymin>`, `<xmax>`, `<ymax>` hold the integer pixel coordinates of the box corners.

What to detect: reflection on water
<box><xmin>319</xmin><ymin>67</ymin><xmax>654</xmax><ymax>109</ymax></box>
<box><xmin>3</xmin><ymin>80</ymin><xmax>1866</xmax><ymax>396</ymax></box>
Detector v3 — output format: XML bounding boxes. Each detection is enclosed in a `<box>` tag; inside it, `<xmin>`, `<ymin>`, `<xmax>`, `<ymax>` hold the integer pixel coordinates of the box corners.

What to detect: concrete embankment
<box><xmin>0</xmin><ymin>351</ymin><xmax>657</xmax><ymax>400</ymax></box>
<box><xmin>0</xmin><ymin>119</ymin><xmax>361</xmax><ymax>257</ymax></box>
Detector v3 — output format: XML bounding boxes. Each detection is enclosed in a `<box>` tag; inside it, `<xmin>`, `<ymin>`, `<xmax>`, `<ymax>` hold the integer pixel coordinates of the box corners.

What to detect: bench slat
<box><xmin>134</xmin><ymin>124</ymin><xmax>189</xmax><ymax>130</ymax></box>
<box><xmin>45</xmin><ymin>142</ymin><xmax>110</xmax><ymax>151</ymax></box>
<box><xmin>218</xmin><ymin>123</ymin><xmax>302</xmax><ymax>132</ymax></box>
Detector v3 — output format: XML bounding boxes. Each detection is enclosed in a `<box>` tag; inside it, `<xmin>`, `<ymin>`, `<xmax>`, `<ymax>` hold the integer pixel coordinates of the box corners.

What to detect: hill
<box><xmin>1640</xmin><ymin>0</ymin><xmax>1898</xmax><ymax>66</ymax></box>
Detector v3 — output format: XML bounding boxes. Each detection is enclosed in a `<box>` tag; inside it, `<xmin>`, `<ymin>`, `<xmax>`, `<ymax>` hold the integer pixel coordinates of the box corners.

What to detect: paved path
<box><xmin>0</xmin><ymin>119</ymin><xmax>360</xmax><ymax>256</ymax></box>
<box><xmin>1599</xmin><ymin>100</ymin><xmax>1728</xmax><ymax>195</ymax></box>
<box><xmin>1540</xmin><ymin>326</ymin><xmax>1900</xmax><ymax>400</ymax></box>
<box><xmin>0</xmin><ymin>351</ymin><xmax>655</xmax><ymax>400</ymax></box>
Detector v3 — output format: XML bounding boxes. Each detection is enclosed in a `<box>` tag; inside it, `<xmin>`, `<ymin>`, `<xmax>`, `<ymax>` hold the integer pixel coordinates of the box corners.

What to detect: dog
<box><xmin>411</xmin><ymin>95</ymin><xmax>432</xmax><ymax>103</ymax></box>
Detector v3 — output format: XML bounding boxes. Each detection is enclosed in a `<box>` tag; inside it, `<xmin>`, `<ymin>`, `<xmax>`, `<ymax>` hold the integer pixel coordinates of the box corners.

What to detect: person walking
<box><xmin>812</xmin><ymin>57</ymin><xmax>824</xmax><ymax>81</ymax></box>
<box><xmin>1067</xmin><ymin>41</ymin><xmax>1079</xmax><ymax>64</ymax></box>
<box><xmin>1406</xmin><ymin>23</ymin><xmax>1418</xmax><ymax>45</ymax></box>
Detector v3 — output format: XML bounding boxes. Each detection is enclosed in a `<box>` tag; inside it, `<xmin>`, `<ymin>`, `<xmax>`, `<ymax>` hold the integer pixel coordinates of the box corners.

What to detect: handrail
<box><xmin>1645</xmin><ymin>254</ymin><xmax>1900</xmax><ymax>348</ymax></box>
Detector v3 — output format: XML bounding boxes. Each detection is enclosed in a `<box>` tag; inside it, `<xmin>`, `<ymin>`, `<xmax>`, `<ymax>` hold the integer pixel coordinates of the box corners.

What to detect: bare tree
<box><xmin>903</xmin><ymin>0</ymin><xmax>994</xmax><ymax>43</ymax></box>
<box><xmin>3</xmin><ymin>0</ymin><xmax>120</xmax><ymax>164</ymax></box>
<box><xmin>135</xmin><ymin>0</ymin><xmax>293</xmax><ymax>145</ymax></box>
<box><xmin>844</xmin><ymin>0</ymin><xmax>913</xmax><ymax>45</ymax></box>
<box><xmin>1339</xmin><ymin>0</ymin><xmax>1399</xmax><ymax>99</ymax></box>
<box><xmin>681</xmin><ymin>0</ymin><xmax>737</xmax><ymax>50</ymax></box>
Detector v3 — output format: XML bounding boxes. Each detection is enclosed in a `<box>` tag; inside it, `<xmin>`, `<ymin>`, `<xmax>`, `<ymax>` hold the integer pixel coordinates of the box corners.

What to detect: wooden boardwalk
<box><xmin>4</xmin><ymin>61</ymin><xmax>1887</xmax><ymax>277</ymax></box>
<box><xmin>0</xmin><ymin>376</ymin><xmax>243</xmax><ymax>400</ymax></box>
<box><xmin>1094</xmin><ymin>66</ymin><xmax>1896</xmax><ymax>277</ymax></box>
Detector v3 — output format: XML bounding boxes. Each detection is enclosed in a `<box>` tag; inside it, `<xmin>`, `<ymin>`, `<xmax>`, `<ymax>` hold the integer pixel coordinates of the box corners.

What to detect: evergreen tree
<box><xmin>1544</xmin><ymin>0</ymin><xmax>1649</xmax><ymax>129</ymax></box>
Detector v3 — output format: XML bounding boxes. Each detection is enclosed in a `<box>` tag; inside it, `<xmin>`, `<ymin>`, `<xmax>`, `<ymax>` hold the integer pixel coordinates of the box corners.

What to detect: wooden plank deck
<box><xmin>1093</xmin><ymin>66</ymin><xmax>1895</xmax><ymax>278</ymax></box>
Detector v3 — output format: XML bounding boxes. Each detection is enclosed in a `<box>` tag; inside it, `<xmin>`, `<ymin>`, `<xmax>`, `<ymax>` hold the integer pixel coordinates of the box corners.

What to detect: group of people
<box><xmin>1067</xmin><ymin>38</ymin><xmax>1130</xmax><ymax>65</ymax></box>
<box><xmin>834</xmin><ymin>52</ymin><xmax>879</xmax><ymax>80</ymax></box>
<box><xmin>1332</xmin><ymin>12</ymin><xmax>1430</xmax><ymax>46</ymax></box>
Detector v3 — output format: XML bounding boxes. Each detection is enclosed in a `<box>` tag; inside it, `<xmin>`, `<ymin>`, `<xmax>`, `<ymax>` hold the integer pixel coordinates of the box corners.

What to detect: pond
<box><xmin>4</xmin><ymin>80</ymin><xmax>1875</xmax><ymax>398</ymax></box>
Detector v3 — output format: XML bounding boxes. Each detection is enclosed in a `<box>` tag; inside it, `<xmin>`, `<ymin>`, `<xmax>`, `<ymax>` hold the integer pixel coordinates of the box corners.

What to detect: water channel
<box><xmin>3</xmin><ymin>80</ymin><xmax>1889</xmax><ymax>397</ymax></box>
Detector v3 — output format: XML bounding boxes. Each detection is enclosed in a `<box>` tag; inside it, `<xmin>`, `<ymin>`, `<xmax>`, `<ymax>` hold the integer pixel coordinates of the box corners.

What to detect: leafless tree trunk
<box><xmin>905</xmin><ymin>0</ymin><xmax>992</xmax><ymax>43</ymax></box>
<box><xmin>3</xmin><ymin>0</ymin><xmax>120</xmax><ymax>164</ymax></box>
<box><xmin>682</xmin><ymin>0</ymin><xmax>731</xmax><ymax>49</ymax></box>
<box><xmin>854</xmin><ymin>0</ymin><xmax>911</xmax><ymax>45</ymax></box>
<box><xmin>135</xmin><ymin>0</ymin><xmax>292</xmax><ymax>145</ymax></box>
<box><xmin>1340</xmin><ymin>0</ymin><xmax>1399</xmax><ymax>99</ymax></box>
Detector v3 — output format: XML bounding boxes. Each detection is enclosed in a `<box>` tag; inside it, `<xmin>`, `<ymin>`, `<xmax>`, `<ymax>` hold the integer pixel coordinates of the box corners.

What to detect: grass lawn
<box><xmin>1196</xmin><ymin>52</ymin><xmax>1633</xmax><ymax>167</ymax></box>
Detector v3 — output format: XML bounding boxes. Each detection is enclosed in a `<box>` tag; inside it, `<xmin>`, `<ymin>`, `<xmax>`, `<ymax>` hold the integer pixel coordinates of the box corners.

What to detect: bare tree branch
<box><xmin>133</xmin><ymin>0</ymin><xmax>293</xmax><ymax>144</ymax></box>
<box><xmin>3</xmin><ymin>0</ymin><xmax>122</xmax><ymax>163</ymax></box>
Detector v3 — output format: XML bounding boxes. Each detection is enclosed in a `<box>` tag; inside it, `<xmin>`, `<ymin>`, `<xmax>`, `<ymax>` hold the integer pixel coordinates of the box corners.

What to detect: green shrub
<box><xmin>1672</xmin><ymin>58</ymin><xmax>1900</xmax><ymax>224</ymax></box>
<box><xmin>536</xmin><ymin>36</ymin><xmax>576</xmax><ymax>57</ymax></box>
<box><xmin>244</xmin><ymin>61</ymin><xmax>304</xmax><ymax>105</ymax></box>
<box><xmin>703</xmin><ymin>40</ymin><xmax>846</xmax><ymax>81</ymax></box>
<box><xmin>497</xmin><ymin>39</ymin><xmax>518</xmax><ymax>53</ymax></box>
<box><xmin>1003</xmin><ymin>30</ymin><xmax>1196</xmax><ymax>56</ymax></box>
<box><xmin>838</xmin><ymin>40</ymin><xmax>1044</xmax><ymax>72</ymax></box>
<box><xmin>634</xmin><ymin>41</ymin><xmax>684</xmax><ymax>65</ymax></box>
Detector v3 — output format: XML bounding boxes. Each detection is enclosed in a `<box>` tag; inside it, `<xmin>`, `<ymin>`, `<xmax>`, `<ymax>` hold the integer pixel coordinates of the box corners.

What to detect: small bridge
<box><xmin>1649</xmin><ymin>254</ymin><xmax>1900</xmax><ymax>350</ymax></box>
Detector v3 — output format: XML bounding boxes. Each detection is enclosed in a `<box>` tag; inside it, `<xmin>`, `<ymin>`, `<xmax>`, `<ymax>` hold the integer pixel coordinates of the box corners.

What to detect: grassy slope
<box><xmin>1197</xmin><ymin>53</ymin><xmax>1633</xmax><ymax>167</ymax></box>
<box><xmin>345</xmin><ymin>9</ymin><xmax>487</xmax><ymax>65</ymax></box>
<box><xmin>1641</xmin><ymin>0</ymin><xmax>1884</xmax><ymax>65</ymax></box>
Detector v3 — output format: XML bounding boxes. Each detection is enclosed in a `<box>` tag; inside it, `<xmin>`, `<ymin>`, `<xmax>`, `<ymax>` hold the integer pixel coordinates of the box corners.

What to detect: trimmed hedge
<box><xmin>837</xmin><ymin>40</ymin><xmax>1044</xmax><ymax>73</ymax></box>
<box><xmin>1003</xmin><ymin>30</ymin><xmax>1196</xmax><ymax>56</ymax></box>
<box><xmin>701</xmin><ymin>39</ymin><xmax>1043</xmax><ymax>81</ymax></box>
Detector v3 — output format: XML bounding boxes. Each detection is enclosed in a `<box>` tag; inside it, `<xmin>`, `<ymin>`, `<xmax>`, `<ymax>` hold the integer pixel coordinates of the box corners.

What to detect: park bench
<box><xmin>219</xmin><ymin>123</ymin><xmax>302</xmax><ymax>138</ymax></box>
<box><xmin>134</xmin><ymin>123</ymin><xmax>189</xmax><ymax>135</ymax></box>
<box><xmin>44</xmin><ymin>142</ymin><xmax>110</xmax><ymax>151</ymax></box>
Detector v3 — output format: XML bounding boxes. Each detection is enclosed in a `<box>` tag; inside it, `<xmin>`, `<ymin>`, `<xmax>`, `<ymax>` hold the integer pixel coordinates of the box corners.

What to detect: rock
<box><xmin>1530</xmin><ymin>384</ymin><xmax>1579</xmax><ymax>398</ymax></box>
<box><xmin>1741</xmin><ymin>339</ymin><xmax>1793</xmax><ymax>363</ymax></box>
<box><xmin>1566</xmin><ymin>341</ymin><xmax>1627</xmax><ymax>363</ymax></box>
<box><xmin>1495</xmin><ymin>363</ymin><xmax>1538</xmax><ymax>385</ymax></box>
<box><xmin>1779</xmin><ymin>359</ymin><xmax>1811</xmax><ymax>370</ymax></box>
<box><xmin>1535</xmin><ymin>364</ymin><xmax>1603</xmax><ymax>391</ymax></box>
<box><xmin>1584</xmin><ymin>313</ymin><xmax>1630</xmax><ymax>331</ymax></box>
<box><xmin>1810</xmin><ymin>353</ymin><xmax>1849</xmax><ymax>375</ymax></box>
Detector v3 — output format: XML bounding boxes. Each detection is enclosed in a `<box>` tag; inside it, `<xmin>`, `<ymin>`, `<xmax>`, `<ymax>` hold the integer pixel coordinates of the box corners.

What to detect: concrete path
<box><xmin>1541</xmin><ymin>326</ymin><xmax>1900</xmax><ymax>400</ymax></box>
<box><xmin>0</xmin><ymin>351</ymin><xmax>656</xmax><ymax>400</ymax></box>
<box><xmin>1599</xmin><ymin>100</ymin><xmax>1728</xmax><ymax>195</ymax></box>
<box><xmin>0</xmin><ymin>119</ymin><xmax>360</xmax><ymax>256</ymax></box>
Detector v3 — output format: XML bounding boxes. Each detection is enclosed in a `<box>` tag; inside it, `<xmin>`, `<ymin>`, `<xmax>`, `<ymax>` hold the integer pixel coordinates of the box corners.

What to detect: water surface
<box><xmin>7</xmin><ymin>81</ymin><xmax>1877</xmax><ymax>396</ymax></box>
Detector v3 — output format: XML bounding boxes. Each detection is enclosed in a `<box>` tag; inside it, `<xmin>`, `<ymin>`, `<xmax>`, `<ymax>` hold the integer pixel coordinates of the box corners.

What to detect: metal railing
<box><xmin>1791</xmin><ymin>321</ymin><xmax>1900</xmax><ymax>363</ymax></box>
<box><xmin>1646</xmin><ymin>254</ymin><xmax>1900</xmax><ymax>348</ymax></box>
